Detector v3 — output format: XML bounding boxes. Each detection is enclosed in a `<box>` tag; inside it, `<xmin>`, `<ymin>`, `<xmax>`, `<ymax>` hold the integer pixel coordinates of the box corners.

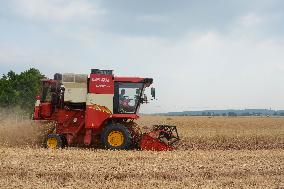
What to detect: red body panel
<box><xmin>54</xmin><ymin>109</ymin><xmax>86</xmax><ymax>145</ymax></box>
<box><xmin>55</xmin><ymin>109</ymin><xmax>84</xmax><ymax>125</ymax></box>
<box><xmin>40</xmin><ymin>103</ymin><xmax>52</xmax><ymax>118</ymax></box>
<box><xmin>85</xmin><ymin>105</ymin><xmax>112</xmax><ymax>129</ymax></box>
<box><xmin>55</xmin><ymin>109</ymin><xmax>85</xmax><ymax>133</ymax></box>
<box><xmin>114</xmin><ymin>77</ymin><xmax>144</xmax><ymax>82</ymax></box>
<box><xmin>89</xmin><ymin>74</ymin><xmax>114</xmax><ymax>94</ymax></box>
<box><xmin>33</xmin><ymin>106</ymin><xmax>40</xmax><ymax>119</ymax></box>
<box><xmin>111</xmin><ymin>114</ymin><xmax>139</xmax><ymax>119</ymax></box>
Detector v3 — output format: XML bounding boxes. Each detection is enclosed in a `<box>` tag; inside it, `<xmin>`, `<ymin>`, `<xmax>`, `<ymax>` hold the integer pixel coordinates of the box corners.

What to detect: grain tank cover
<box><xmin>91</xmin><ymin>69</ymin><xmax>113</xmax><ymax>75</ymax></box>
<box><xmin>62</xmin><ymin>73</ymin><xmax>88</xmax><ymax>103</ymax></box>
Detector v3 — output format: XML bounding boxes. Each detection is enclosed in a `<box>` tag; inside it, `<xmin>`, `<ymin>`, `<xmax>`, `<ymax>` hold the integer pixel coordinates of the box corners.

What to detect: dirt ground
<box><xmin>0</xmin><ymin>115</ymin><xmax>283</xmax><ymax>188</ymax></box>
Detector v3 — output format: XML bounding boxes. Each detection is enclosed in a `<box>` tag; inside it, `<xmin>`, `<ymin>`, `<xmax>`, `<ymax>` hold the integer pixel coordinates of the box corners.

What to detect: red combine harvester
<box><xmin>33</xmin><ymin>69</ymin><xmax>179</xmax><ymax>151</ymax></box>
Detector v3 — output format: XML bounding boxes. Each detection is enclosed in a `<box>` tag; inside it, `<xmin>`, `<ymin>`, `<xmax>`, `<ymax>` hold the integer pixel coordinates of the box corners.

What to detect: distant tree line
<box><xmin>197</xmin><ymin>112</ymin><xmax>284</xmax><ymax>117</ymax></box>
<box><xmin>162</xmin><ymin>110</ymin><xmax>284</xmax><ymax>116</ymax></box>
<box><xmin>200</xmin><ymin>112</ymin><xmax>238</xmax><ymax>117</ymax></box>
<box><xmin>0</xmin><ymin>68</ymin><xmax>44</xmax><ymax>112</ymax></box>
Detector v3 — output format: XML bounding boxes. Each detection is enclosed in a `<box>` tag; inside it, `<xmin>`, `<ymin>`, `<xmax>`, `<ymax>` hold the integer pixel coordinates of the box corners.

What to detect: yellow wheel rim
<box><xmin>47</xmin><ymin>137</ymin><xmax>58</xmax><ymax>149</ymax></box>
<box><xmin>107</xmin><ymin>131</ymin><xmax>124</xmax><ymax>147</ymax></box>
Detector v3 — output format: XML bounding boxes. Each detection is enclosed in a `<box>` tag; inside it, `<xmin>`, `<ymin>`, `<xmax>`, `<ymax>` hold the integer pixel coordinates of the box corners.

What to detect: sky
<box><xmin>0</xmin><ymin>0</ymin><xmax>284</xmax><ymax>113</ymax></box>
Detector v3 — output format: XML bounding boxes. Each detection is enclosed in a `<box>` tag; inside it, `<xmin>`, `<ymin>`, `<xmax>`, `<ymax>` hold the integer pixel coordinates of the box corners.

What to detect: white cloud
<box><xmin>11</xmin><ymin>0</ymin><xmax>105</xmax><ymax>22</ymax></box>
<box><xmin>97</xmin><ymin>31</ymin><xmax>284</xmax><ymax>113</ymax></box>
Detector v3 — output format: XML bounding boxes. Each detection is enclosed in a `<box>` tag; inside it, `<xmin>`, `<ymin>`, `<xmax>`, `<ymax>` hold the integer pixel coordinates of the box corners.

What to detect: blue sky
<box><xmin>1</xmin><ymin>0</ymin><xmax>284</xmax><ymax>113</ymax></box>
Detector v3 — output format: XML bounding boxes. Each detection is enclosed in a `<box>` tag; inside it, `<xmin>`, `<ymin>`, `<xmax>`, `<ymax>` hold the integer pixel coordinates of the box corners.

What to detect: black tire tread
<box><xmin>101</xmin><ymin>124</ymin><xmax>132</xmax><ymax>150</ymax></box>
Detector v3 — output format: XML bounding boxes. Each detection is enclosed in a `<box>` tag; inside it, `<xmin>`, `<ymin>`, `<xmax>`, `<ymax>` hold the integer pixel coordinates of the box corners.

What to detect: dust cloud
<box><xmin>0</xmin><ymin>111</ymin><xmax>54</xmax><ymax>147</ymax></box>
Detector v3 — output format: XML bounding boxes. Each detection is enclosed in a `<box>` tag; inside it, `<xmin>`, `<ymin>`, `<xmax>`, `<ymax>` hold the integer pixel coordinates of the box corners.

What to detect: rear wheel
<box><xmin>46</xmin><ymin>134</ymin><xmax>65</xmax><ymax>149</ymax></box>
<box><xmin>101</xmin><ymin>124</ymin><xmax>131</xmax><ymax>150</ymax></box>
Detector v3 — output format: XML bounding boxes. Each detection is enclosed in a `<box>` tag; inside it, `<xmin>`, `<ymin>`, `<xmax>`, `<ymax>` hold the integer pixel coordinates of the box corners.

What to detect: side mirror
<box><xmin>140</xmin><ymin>94</ymin><xmax>148</xmax><ymax>104</ymax></box>
<box><xmin>144</xmin><ymin>94</ymin><xmax>148</xmax><ymax>103</ymax></box>
<box><xmin>151</xmin><ymin>87</ymin><xmax>156</xmax><ymax>99</ymax></box>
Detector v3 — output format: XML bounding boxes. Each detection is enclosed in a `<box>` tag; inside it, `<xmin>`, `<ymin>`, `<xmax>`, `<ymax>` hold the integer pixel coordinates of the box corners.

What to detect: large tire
<box><xmin>46</xmin><ymin>134</ymin><xmax>65</xmax><ymax>149</ymax></box>
<box><xmin>101</xmin><ymin>124</ymin><xmax>132</xmax><ymax>150</ymax></box>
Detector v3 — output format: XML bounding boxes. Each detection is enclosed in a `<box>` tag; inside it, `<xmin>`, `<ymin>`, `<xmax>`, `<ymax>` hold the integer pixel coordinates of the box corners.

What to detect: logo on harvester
<box><xmin>92</xmin><ymin>77</ymin><xmax>111</xmax><ymax>88</ymax></box>
<box><xmin>89</xmin><ymin>104</ymin><xmax>112</xmax><ymax>114</ymax></box>
<box><xmin>92</xmin><ymin>77</ymin><xmax>110</xmax><ymax>82</ymax></box>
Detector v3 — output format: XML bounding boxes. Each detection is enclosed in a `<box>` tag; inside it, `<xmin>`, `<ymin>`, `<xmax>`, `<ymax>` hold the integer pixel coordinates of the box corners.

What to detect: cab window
<box><xmin>114</xmin><ymin>82</ymin><xmax>143</xmax><ymax>113</ymax></box>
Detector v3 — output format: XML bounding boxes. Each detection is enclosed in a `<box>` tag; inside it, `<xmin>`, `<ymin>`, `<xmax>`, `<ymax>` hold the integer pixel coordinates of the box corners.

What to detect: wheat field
<box><xmin>0</xmin><ymin>115</ymin><xmax>283</xmax><ymax>188</ymax></box>
<box><xmin>137</xmin><ymin>116</ymin><xmax>284</xmax><ymax>150</ymax></box>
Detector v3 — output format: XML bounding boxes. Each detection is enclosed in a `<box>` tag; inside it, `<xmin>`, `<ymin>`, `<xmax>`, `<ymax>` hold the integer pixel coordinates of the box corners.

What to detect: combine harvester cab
<box><xmin>33</xmin><ymin>69</ymin><xmax>179</xmax><ymax>151</ymax></box>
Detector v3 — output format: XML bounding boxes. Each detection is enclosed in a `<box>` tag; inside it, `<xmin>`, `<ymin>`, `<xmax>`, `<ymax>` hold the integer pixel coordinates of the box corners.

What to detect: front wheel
<box><xmin>101</xmin><ymin>124</ymin><xmax>132</xmax><ymax>150</ymax></box>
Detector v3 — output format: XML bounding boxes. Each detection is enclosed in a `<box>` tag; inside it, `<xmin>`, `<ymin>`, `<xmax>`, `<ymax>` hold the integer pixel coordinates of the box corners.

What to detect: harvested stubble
<box><xmin>137</xmin><ymin>116</ymin><xmax>284</xmax><ymax>150</ymax></box>
<box><xmin>0</xmin><ymin>147</ymin><xmax>283</xmax><ymax>188</ymax></box>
